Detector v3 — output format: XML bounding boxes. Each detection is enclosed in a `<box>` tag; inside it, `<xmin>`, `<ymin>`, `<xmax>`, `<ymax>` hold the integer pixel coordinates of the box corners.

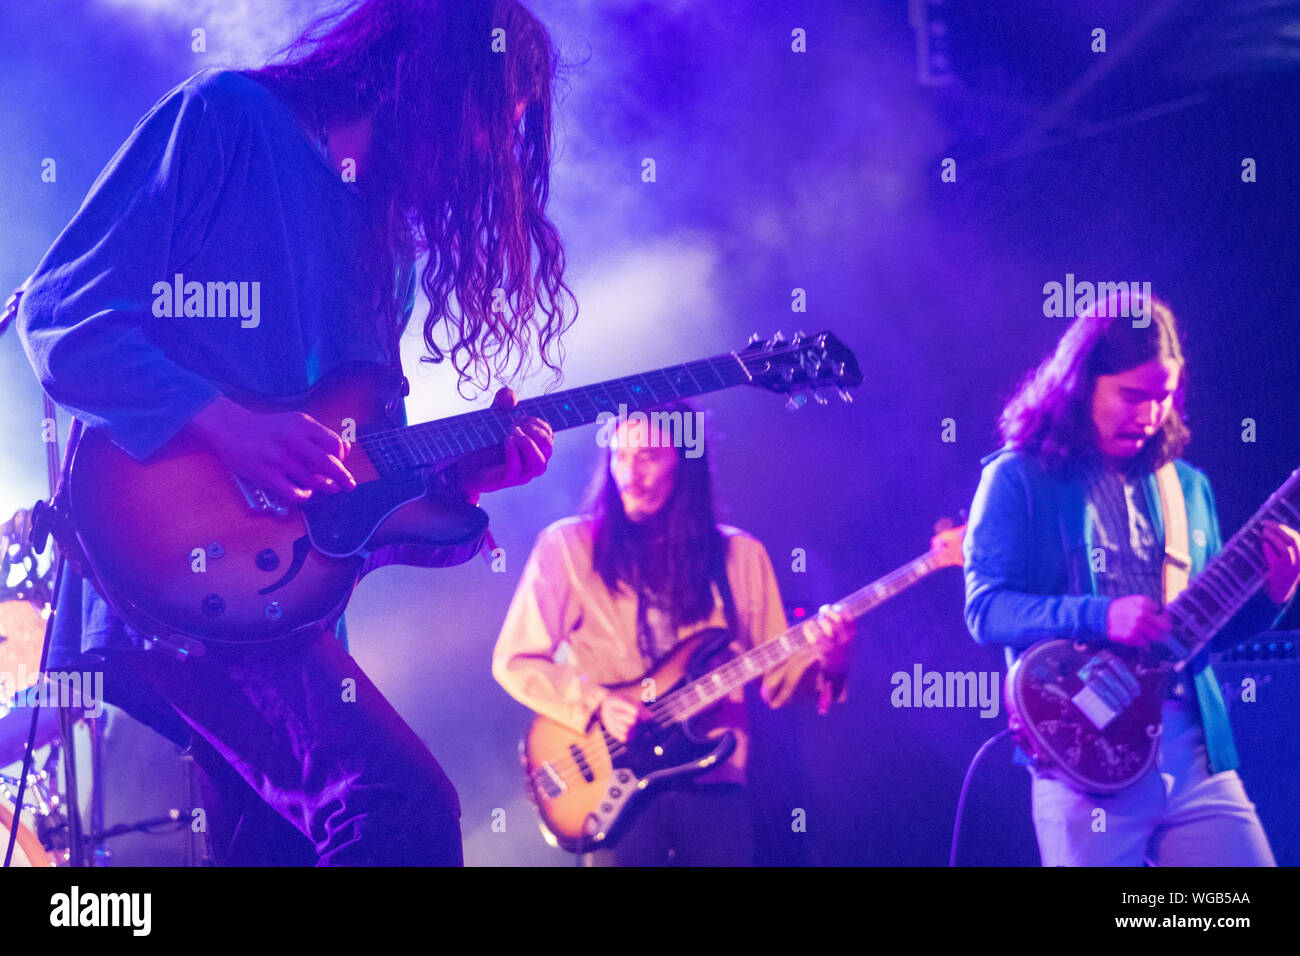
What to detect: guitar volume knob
<box><xmin>255</xmin><ymin>548</ymin><xmax>280</xmax><ymax>572</ymax></box>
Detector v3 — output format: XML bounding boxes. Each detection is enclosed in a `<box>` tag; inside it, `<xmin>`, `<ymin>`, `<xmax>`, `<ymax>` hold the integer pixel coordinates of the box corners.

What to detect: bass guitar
<box><xmin>521</xmin><ymin>523</ymin><xmax>967</xmax><ymax>852</ymax></box>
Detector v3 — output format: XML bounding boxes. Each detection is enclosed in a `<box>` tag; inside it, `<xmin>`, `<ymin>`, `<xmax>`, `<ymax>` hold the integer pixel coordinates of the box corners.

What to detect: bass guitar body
<box><xmin>66</xmin><ymin>362</ymin><xmax>489</xmax><ymax>649</ymax></box>
<box><xmin>522</xmin><ymin>629</ymin><xmax>737</xmax><ymax>853</ymax></box>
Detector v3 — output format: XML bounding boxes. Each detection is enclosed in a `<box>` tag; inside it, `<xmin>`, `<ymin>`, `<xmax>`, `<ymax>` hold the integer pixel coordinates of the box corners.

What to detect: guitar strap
<box><xmin>1155</xmin><ymin>462</ymin><xmax>1191</xmax><ymax>603</ymax></box>
<box><xmin>711</xmin><ymin>536</ymin><xmax>741</xmax><ymax>644</ymax></box>
<box><xmin>636</xmin><ymin>540</ymin><xmax>739</xmax><ymax>664</ymax></box>
<box><xmin>1154</xmin><ymin>462</ymin><xmax>1240</xmax><ymax>775</ymax></box>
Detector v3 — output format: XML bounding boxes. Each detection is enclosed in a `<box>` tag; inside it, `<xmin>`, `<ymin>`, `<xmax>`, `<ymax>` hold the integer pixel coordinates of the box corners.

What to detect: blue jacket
<box><xmin>16</xmin><ymin>69</ymin><xmax>414</xmax><ymax>665</ymax></box>
<box><xmin>963</xmin><ymin>447</ymin><xmax>1288</xmax><ymax>774</ymax></box>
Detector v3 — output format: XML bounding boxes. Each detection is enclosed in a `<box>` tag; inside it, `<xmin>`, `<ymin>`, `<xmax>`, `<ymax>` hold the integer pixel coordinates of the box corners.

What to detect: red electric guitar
<box><xmin>1005</xmin><ymin>467</ymin><xmax>1300</xmax><ymax>793</ymax></box>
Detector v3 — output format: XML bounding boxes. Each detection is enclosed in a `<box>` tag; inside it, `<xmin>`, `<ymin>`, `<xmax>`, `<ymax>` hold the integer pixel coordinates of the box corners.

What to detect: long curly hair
<box><xmin>244</xmin><ymin>0</ymin><xmax>575</xmax><ymax>392</ymax></box>
<box><xmin>999</xmin><ymin>289</ymin><xmax>1190</xmax><ymax>474</ymax></box>
<box><xmin>584</xmin><ymin>401</ymin><xmax>727</xmax><ymax>628</ymax></box>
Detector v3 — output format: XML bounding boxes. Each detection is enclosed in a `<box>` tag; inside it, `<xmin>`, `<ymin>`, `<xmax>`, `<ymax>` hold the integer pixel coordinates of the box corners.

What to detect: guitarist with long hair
<box><xmin>17</xmin><ymin>0</ymin><xmax>572</xmax><ymax>865</ymax></box>
<box><xmin>493</xmin><ymin>402</ymin><xmax>855</xmax><ymax>865</ymax></box>
<box><xmin>963</xmin><ymin>290</ymin><xmax>1300</xmax><ymax>866</ymax></box>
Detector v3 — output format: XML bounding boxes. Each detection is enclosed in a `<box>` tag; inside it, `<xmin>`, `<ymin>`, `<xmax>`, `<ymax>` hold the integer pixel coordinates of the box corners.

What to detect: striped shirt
<box><xmin>1081</xmin><ymin>457</ymin><xmax>1190</xmax><ymax>700</ymax></box>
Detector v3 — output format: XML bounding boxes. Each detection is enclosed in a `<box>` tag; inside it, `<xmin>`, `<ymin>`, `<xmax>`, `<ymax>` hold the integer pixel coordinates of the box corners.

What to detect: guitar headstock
<box><xmin>929</xmin><ymin>521</ymin><xmax>967</xmax><ymax>569</ymax></box>
<box><xmin>738</xmin><ymin>331</ymin><xmax>863</xmax><ymax>406</ymax></box>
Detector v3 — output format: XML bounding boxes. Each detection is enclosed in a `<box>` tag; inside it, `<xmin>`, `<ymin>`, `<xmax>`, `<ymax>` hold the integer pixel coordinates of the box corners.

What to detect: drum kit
<box><xmin>2</xmin><ymin>280</ymin><xmax>200</xmax><ymax>867</ymax></box>
<box><xmin>2</xmin><ymin>510</ymin><xmax>202</xmax><ymax>868</ymax></box>
<box><xmin>0</xmin><ymin>508</ymin><xmax>68</xmax><ymax>866</ymax></box>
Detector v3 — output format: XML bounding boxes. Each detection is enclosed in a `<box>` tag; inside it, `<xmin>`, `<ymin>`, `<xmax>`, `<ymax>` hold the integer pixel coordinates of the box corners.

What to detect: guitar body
<box><xmin>66</xmin><ymin>362</ymin><xmax>489</xmax><ymax>648</ymax></box>
<box><xmin>1005</xmin><ymin>466</ymin><xmax>1300</xmax><ymax>795</ymax></box>
<box><xmin>522</xmin><ymin>629</ymin><xmax>738</xmax><ymax>853</ymax></box>
<box><xmin>1005</xmin><ymin>639</ymin><xmax>1171</xmax><ymax>794</ymax></box>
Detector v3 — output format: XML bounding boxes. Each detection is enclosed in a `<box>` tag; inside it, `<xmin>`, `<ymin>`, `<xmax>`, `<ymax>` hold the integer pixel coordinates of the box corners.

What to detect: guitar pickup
<box><xmin>569</xmin><ymin>744</ymin><xmax>595</xmax><ymax>783</ymax></box>
<box><xmin>233</xmin><ymin>475</ymin><xmax>290</xmax><ymax>516</ymax></box>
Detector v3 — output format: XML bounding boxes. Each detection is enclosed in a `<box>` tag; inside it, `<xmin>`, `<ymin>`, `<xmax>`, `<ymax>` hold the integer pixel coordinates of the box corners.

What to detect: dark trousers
<box><xmin>119</xmin><ymin>629</ymin><xmax>462</xmax><ymax>866</ymax></box>
<box><xmin>582</xmin><ymin>783</ymin><xmax>754</xmax><ymax>867</ymax></box>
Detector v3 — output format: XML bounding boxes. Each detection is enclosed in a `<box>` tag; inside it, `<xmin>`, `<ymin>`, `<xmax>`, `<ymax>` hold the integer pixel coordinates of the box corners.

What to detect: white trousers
<box><xmin>1028</xmin><ymin>700</ymin><xmax>1276</xmax><ymax>866</ymax></box>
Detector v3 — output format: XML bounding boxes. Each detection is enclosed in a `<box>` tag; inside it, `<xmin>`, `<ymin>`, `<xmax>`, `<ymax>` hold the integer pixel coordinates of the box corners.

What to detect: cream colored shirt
<box><xmin>492</xmin><ymin>516</ymin><xmax>832</xmax><ymax>784</ymax></box>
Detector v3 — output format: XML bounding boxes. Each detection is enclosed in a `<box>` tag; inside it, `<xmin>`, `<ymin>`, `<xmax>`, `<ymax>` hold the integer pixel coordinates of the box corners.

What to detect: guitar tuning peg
<box><xmin>747</xmin><ymin>332</ymin><xmax>763</xmax><ymax>347</ymax></box>
<box><xmin>785</xmin><ymin>393</ymin><xmax>807</xmax><ymax>411</ymax></box>
<box><xmin>769</xmin><ymin>331</ymin><xmax>786</xmax><ymax>346</ymax></box>
<box><xmin>794</xmin><ymin>330</ymin><xmax>807</xmax><ymax>344</ymax></box>
<box><xmin>812</xmin><ymin>390</ymin><xmax>828</xmax><ymax>405</ymax></box>
<box><xmin>837</xmin><ymin>388</ymin><xmax>853</xmax><ymax>403</ymax></box>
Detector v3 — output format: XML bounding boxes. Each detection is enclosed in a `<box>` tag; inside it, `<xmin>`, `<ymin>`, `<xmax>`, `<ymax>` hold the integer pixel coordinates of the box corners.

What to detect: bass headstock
<box><xmin>929</xmin><ymin>519</ymin><xmax>967</xmax><ymax>570</ymax></box>
<box><xmin>737</xmin><ymin>330</ymin><xmax>863</xmax><ymax>408</ymax></box>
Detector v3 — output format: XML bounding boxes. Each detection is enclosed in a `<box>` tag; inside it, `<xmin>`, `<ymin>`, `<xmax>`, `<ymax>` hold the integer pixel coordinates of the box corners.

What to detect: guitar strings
<box><xmin>530</xmin><ymin>634</ymin><xmax>815</xmax><ymax>790</ymax></box>
<box><xmin>345</xmin><ymin>346</ymin><xmax>819</xmax><ymax>460</ymax></box>
<box><xmin>530</xmin><ymin>614</ymin><xmax>871</xmax><ymax>792</ymax></box>
<box><xmin>531</xmin><ymin>637</ymin><xmax>817</xmax><ymax>791</ymax></box>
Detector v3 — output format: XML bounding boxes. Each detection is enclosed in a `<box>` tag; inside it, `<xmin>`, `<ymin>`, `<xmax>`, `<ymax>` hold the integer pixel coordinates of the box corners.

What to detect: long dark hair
<box><xmin>585</xmin><ymin>401</ymin><xmax>726</xmax><ymax>628</ymax></box>
<box><xmin>999</xmin><ymin>289</ymin><xmax>1190</xmax><ymax>473</ymax></box>
<box><xmin>244</xmin><ymin>0</ymin><xmax>575</xmax><ymax>392</ymax></box>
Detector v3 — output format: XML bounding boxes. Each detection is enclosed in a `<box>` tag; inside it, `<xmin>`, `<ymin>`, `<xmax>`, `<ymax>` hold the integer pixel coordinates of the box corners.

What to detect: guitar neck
<box><xmin>658</xmin><ymin>549</ymin><xmax>947</xmax><ymax>724</ymax></box>
<box><xmin>1167</xmin><ymin>467</ymin><xmax>1300</xmax><ymax>664</ymax></box>
<box><xmin>361</xmin><ymin>354</ymin><xmax>753</xmax><ymax>476</ymax></box>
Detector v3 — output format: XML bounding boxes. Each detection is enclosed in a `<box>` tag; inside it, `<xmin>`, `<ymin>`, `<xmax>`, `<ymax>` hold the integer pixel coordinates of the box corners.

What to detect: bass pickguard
<box><xmin>617</xmin><ymin>688</ymin><xmax>737</xmax><ymax>783</ymax></box>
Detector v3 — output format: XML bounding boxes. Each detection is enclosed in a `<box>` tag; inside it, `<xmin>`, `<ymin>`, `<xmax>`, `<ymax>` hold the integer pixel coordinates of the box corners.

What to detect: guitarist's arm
<box><xmin>492</xmin><ymin>526</ymin><xmax>610</xmax><ymax>735</ymax></box>
<box><xmin>15</xmin><ymin>81</ymin><xmax>229</xmax><ymax>463</ymax></box>
<box><xmin>964</xmin><ymin>452</ymin><xmax>1112</xmax><ymax>650</ymax></box>
<box><xmin>14</xmin><ymin>79</ymin><xmax>371</xmax><ymax>507</ymax></box>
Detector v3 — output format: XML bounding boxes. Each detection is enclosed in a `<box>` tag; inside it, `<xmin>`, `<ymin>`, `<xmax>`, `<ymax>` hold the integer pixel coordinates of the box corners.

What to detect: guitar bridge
<box><xmin>535</xmin><ymin>762</ymin><xmax>566</xmax><ymax>799</ymax></box>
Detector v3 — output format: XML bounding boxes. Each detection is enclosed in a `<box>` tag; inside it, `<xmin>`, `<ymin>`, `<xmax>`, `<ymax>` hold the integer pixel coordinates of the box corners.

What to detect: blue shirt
<box><xmin>17</xmin><ymin>69</ymin><xmax>416</xmax><ymax>664</ymax></box>
<box><xmin>964</xmin><ymin>447</ymin><xmax>1288</xmax><ymax>774</ymax></box>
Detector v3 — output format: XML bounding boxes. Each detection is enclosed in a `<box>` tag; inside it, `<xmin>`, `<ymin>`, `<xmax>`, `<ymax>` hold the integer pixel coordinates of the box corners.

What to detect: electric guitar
<box><xmin>1005</xmin><ymin>467</ymin><xmax>1300</xmax><ymax>794</ymax></box>
<box><xmin>60</xmin><ymin>332</ymin><xmax>860</xmax><ymax>651</ymax></box>
<box><xmin>521</xmin><ymin>523</ymin><xmax>967</xmax><ymax>852</ymax></box>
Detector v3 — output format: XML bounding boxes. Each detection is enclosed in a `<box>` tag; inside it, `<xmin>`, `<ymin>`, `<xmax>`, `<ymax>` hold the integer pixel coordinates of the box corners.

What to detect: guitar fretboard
<box><xmin>357</xmin><ymin>355</ymin><xmax>753</xmax><ymax>477</ymax></box>
<box><xmin>1167</xmin><ymin>468</ymin><xmax>1300</xmax><ymax>664</ymax></box>
<box><xmin>656</xmin><ymin>550</ymin><xmax>946</xmax><ymax>724</ymax></box>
